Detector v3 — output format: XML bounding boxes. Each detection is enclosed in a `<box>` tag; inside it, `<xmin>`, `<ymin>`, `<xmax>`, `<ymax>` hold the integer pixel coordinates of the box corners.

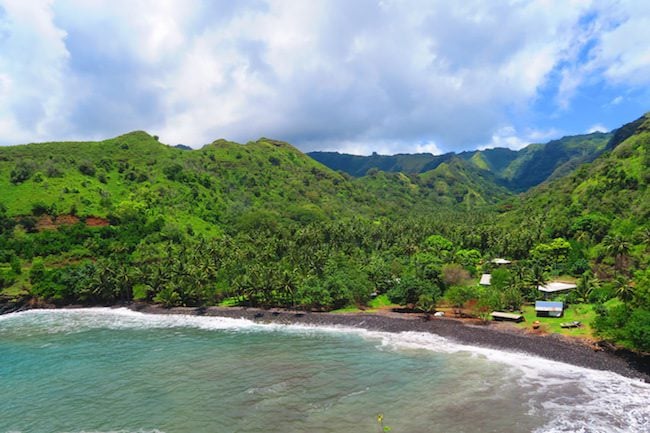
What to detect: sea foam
<box><xmin>2</xmin><ymin>308</ymin><xmax>648</xmax><ymax>432</ymax></box>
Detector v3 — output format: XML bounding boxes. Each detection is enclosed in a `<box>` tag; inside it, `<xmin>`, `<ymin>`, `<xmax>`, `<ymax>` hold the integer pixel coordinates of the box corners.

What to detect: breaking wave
<box><xmin>2</xmin><ymin>308</ymin><xmax>648</xmax><ymax>432</ymax></box>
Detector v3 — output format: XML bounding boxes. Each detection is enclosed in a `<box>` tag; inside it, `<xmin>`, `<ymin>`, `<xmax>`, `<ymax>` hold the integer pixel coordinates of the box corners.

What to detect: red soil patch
<box><xmin>56</xmin><ymin>215</ymin><xmax>81</xmax><ymax>225</ymax></box>
<box><xmin>85</xmin><ymin>216</ymin><xmax>110</xmax><ymax>227</ymax></box>
<box><xmin>35</xmin><ymin>215</ymin><xmax>57</xmax><ymax>231</ymax></box>
<box><xmin>33</xmin><ymin>214</ymin><xmax>109</xmax><ymax>231</ymax></box>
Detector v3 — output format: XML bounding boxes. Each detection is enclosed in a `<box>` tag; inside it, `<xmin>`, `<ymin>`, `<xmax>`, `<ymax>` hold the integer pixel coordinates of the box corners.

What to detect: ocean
<box><xmin>0</xmin><ymin>308</ymin><xmax>648</xmax><ymax>433</ymax></box>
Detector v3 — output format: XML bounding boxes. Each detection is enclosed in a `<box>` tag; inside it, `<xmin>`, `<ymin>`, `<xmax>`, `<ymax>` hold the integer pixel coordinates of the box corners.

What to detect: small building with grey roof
<box><xmin>535</xmin><ymin>301</ymin><xmax>564</xmax><ymax>318</ymax></box>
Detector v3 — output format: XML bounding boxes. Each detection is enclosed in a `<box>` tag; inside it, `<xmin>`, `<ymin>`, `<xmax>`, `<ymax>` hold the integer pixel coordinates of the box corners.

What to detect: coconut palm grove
<box><xmin>0</xmin><ymin>113</ymin><xmax>648</xmax><ymax>352</ymax></box>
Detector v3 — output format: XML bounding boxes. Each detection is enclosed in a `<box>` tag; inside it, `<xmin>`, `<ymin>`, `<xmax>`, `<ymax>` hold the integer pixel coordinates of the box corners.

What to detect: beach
<box><xmin>128</xmin><ymin>303</ymin><xmax>650</xmax><ymax>382</ymax></box>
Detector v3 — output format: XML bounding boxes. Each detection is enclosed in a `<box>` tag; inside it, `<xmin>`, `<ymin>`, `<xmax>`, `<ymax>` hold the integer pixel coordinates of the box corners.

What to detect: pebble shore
<box><xmin>130</xmin><ymin>304</ymin><xmax>650</xmax><ymax>382</ymax></box>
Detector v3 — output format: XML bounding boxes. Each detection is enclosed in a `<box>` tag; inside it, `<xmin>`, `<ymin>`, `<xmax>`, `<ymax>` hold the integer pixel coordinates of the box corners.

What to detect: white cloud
<box><xmin>312</xmin><ymin>138</ymin><xmax>441</xmax><ymax>156</ymax></box>
<box><xmin>587</xmin><ymin>124</ymin><xmax>608</xmax><ymax>133</ymax></box>
<box><xmin>0</xmin><ymin>0</ymin><xmax>70</xmax><ymax>142</ymax></box>
<box><xmin>0</xmin><ymin>1</ymin><xmax>649</xmax><ymax>152</ymax></box>
<box><xmin>610</xmin><ymin>95</ymin><xmax>624</xmax><ymax>105</ymax></box>
<box><xmin>480</xmin><ymin>126</ymin><xmax>561</xmax><ymax>151</ymax></box>
<box><xmin>590</xmin><ymin>2</ymin><xmax>650</xmax><ymax>86</ymax></box>
<box><xmin>413</xmin><ymin>141</ymin><xmax>443</xmax><ymax>155</ymax></box>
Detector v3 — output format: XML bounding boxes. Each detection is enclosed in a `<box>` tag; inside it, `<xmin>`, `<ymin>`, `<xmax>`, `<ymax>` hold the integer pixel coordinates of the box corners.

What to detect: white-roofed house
<box><xmin>479</xmin><ymin>273</ymin><xmax>492</xmax><ymax>286</ymax></box>
<box><xmin>537</xmin><ymin>281</ymin><xmax>577</xmax><ymax>300</ymax></box>
<box><xmin>537</xmin><ymin>282</ymin><xmax>577</xmax><ymax>293</ymax></box>
<box><xmin>491</xmin><ymin>258</ymin><xmax>511</xmax><ymax>265</ymax></box>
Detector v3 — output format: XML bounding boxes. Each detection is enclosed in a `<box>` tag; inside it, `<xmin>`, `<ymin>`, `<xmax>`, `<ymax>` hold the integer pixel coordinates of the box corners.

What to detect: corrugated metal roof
<box><xmin>538</xmin><ymin>282</ymin><xmax>577</xmax><ymax>293</ymax></box>
<box><xmin>535</xmin><ymin>301</ymin><xmax>564</xmax><ymax>311</ymax></box>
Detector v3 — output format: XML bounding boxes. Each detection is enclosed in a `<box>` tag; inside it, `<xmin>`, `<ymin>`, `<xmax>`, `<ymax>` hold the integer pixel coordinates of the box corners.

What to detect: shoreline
<box><xmin>125</xmin><ymin>303</ymin><xmax>650</xmax><ymax>382</ymax></box>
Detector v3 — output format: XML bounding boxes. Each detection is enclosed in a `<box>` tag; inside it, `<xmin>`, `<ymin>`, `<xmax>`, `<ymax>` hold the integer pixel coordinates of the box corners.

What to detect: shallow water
<box><xmin>0</xmin><ymin>309</ymin><xmax>648</xmax><ymax>433</ymax></box>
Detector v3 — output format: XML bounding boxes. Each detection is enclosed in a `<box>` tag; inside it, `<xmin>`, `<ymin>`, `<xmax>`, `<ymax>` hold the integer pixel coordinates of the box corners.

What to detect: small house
<box><xmin>535</xmin><ymin>301</ymin><xmax>564</xmax><ymax>318</ymax></box>
<box><xmin>491</xmin><ymin>258</ymin><xmax>511</xmax><ymax>265</ymax></box>
<box><xmin>479</xmin><ymin>273</ymin><xmax>492</xmax><ymax>286</ymax></box>
<box><xmin>537</xmin><ymin>282</ymin><xmax>577</xmax><ymax>294</ymax></box>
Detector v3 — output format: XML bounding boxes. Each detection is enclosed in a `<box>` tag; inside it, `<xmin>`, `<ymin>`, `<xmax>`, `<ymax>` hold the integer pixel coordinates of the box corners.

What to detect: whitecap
<box><xmin>3</xmin><ymin>308</ymin><xmax>649</xmax><ymax>432</ymax></box>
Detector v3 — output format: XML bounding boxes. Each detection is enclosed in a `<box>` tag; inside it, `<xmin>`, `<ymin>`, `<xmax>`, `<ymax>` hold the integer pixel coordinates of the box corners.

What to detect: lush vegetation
<box><xmin>0</xmin><ymin>114</ymin><xmax>648</xmax><ymax>352</ymax></box>
<box><xmin>309</xmin><ymin>131</ymin><xmax>611</xmax><ymax>192</ymax></box>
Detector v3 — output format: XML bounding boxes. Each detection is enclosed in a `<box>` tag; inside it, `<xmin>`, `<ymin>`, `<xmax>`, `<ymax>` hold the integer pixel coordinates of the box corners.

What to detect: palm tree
<box><xmin>613</xmin><ymin>276</ymin><xmax>634</xmax><ymax>304</ymax></box>
<box><xmin>603</xmin><ymin>234</ymin><xmax>631</xmax><ymax>275</ymax></box>
<box><xmin>575</xmin><ymin>272</ymin><xmax>597</xmax><ymax>303</ymax></box>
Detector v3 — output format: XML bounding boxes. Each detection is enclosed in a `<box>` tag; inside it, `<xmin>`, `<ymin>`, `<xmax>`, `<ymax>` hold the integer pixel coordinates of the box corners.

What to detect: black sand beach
<box><xmin>129</xmin><ymin>304</ymin><xmax>650</xmax><ymax>382</ymax></box>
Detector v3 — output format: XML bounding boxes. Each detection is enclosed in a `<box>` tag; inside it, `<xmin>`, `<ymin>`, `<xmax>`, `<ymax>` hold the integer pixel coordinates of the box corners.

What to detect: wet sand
<box><xmin>129</xmin><ymin>304</ymin><xmax>650</xmax><ymax>382</ymax></box>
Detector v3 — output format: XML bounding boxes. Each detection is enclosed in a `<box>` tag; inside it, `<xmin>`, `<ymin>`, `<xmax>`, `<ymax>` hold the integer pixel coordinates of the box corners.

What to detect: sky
<box><xmin>0</xmin><ymin>0</ymin><xmax>649</xmax><ymax>155</ymax></box>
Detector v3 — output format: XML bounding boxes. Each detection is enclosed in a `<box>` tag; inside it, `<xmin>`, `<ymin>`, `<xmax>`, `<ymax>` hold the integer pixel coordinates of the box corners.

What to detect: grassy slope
<box><xmin>0</xmin><ymin>132</ymin><xmax>508</xmax><ymax>237</ymax></box>
<box><xmin>354</xmin><ymin>157</ymin><xmax>512</xmax><ymax>209</ymax></box>
<box><xmin>498</xmin><ymin>132</ymin><xmax>612</xmax><ymax>191</ymax></box>
<box><xmin>308</xmin><ymin>132</ymin><xmax>611</xmax><ymax>193</ymax></box>
<box><xmin>498</xmin><ymin>113</ymin><xmax>649</xmax><ymax>291</ymax></box>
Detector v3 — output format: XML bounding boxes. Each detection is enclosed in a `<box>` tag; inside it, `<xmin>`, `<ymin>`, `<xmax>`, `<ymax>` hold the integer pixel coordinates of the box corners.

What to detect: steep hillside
<box><xmin>309</xmin><ymin>131</ymin><xmax>612</xmax><ymax>192</ymax></box>
<box><xmin>0</xmin><ymin>133</ymin><xmax>375</xmax><ymax>233</ymax></box>
<box><xmin>504</xmin><ymin>117</ymin><xmax>648</xmax><ymax>245</ymax></box>
<box><xmin>499</xmin><ymin>113</ymin><xmax>649</xmax><ymax>350</ymax></box>
<box><xmin>0</xmin><ymin>117</ymin><xmax>647</xmax><ymax>351</ymax></box>
<box><xmin>495</xmin><ymin>132</ymin><xmax>612</xmax><ymax>191</ymax></box>
<box><xmin>0</xmin><ymin>133</ymin><xmax>506</xmax><ymax>235</ymax></box>
<box><xmin>353</xmin><ymin>157</ymin><xmax>511</xmax><ymax>210</ymax></box>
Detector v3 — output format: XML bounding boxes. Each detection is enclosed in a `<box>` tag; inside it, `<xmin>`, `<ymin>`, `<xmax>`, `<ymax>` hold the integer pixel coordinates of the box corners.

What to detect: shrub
<box><xmin>45</xmin><ymin>163</ymin><xmax>63</xmax><ymax>178</ymax></box>
<box><xmin>442</xmin><ymin>263</ymin><xmax>470</xmax><ymax>287</ymax></box>
<box><xmin>154</xmin><ymin>286</ymin><xmax>181</xmax><ymax>307</ymax></box>
<box><xmin>163</xmin><ymin>163</ymin><xmax>184</xmax><ymax>181</ymax></box>
<box><xmin>78</xmin><ymin>161</ymin><xmax>96</xmax><ymax>176</ymax></box>
<box><xmin>10</xmin><ymin>160</ymin><xmax>35</xmax><ymax>184</ymax></box>
<box><xmin>388</xmin><ymin>274</ymin><xmax>440</xmax><ymax>308</ymax></box>
<box><xmin>29</xmin><ymin>257</ymin><xmax>46</xmax><ymax>285</ymax></box>
<box><xmin>627</xmin><ymin>309</ymin><xmax>650</xmax><ymax>352</ymax></box>
<box><xmin>18</xmin><ymin>216</ymin><xmax>38</xmax><ymax>233</ymax></box>
<box><xmin>445</xmin><ymin>285</ymin><xmax>478</xmax><ymax>308</ymax></box>
<box><xmin>31</xmin><ymin>202</ymin><xmax>50</xmax><ymax>216</ymax></box>
<box><xmin>0</xmin><ymin>270</ymin><xmax>16</xmax><ymax>289</ymax></box>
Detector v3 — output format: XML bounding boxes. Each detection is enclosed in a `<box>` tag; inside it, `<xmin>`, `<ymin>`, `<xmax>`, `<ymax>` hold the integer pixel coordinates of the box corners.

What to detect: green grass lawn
<box><xmin>516</xmin><ymin>303</ymin><xmax>596</xmax><ymax>338</ymax></box>
<box><xmin>368</xmin><ymin>294</ymin><xmax>394</xmax><ymax>308</ymax></box>
<box><xmin>330</xmin><ymin>294</ymin><xmax>398</xmax><ymax>314</ymax></box>
<box><xmin>218</xmin><ymin>297</ymin><xmax>243</xmax><ymax>307</ymax></box>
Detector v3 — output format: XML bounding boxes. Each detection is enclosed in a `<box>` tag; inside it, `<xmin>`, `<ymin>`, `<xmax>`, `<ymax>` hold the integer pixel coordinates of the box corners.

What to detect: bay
<box><xmin>0</xmin><ymin>309</ymin><xmax>648</xmax><ymax>433</ymax></box>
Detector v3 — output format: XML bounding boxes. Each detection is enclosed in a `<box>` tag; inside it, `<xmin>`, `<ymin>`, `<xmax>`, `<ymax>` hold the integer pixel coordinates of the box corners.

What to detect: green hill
<box><xmin>0</xmin><ymin>132</ymin><xmax>506</xmax><ymax>232</ymax></box>
<box><xmin>499</xmin><ymin>114</ymin><xmax>649</xmax><ymax>350</ymax></box>
<box><xmin>309</xmin><ymin>132</ymin><xmax>612</xmax><ymax>192</ymax></box>
<box><xmin>504</xmin><ymin>116</ymin><xmax>648</xmax><ymax>247</ymax></box>
<box><xmin>352</xmin><ymin>157</ymin><xmax>511</xmax><ymax>211</ymax></box>
<box><xmin>493</xmin><ymin>132</ymin><xmax>612</xmax><ymax>191</ymax></box>
<box><xmin>307</xmin><ymin>151</ymin><xmax>450</xmax><ymax>177</ymax></box>
<box><xmin>0</xmin><ymin>115</ymin><xmax>647</xmax><ymax>351</ymax></box>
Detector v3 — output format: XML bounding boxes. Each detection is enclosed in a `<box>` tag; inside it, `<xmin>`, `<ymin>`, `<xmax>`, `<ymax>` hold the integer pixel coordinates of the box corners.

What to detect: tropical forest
<box><xmin>0</xmin><ymin>113</ymin><xmax>648</xmax><ymax>352</ymax></box>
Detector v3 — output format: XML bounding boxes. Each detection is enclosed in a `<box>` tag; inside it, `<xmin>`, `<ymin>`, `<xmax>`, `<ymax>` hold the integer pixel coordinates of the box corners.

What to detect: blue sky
<box><xmin>0</xmin><ymin>0</ymin><xmax>649</xmax><ymax>154</ymax></box>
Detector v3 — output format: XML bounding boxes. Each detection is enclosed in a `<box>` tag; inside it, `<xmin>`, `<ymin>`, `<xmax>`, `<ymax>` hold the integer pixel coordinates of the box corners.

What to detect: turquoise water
<box><xmin>0</xmin><ymin>309</ymin><xmax>648</xmax><ymax>433</ymax></box>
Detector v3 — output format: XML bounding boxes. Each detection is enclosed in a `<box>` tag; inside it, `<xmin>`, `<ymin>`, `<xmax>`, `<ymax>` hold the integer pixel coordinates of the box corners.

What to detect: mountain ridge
<box><xmin>309</xmin><ymin>131</ymin><xmax>613</xmax><ymax>192</ymax></box>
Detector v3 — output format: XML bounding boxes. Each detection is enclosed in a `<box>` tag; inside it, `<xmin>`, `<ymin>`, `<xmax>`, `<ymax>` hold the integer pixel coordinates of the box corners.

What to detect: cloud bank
<box><xmin>0</xmin><ymin>0</ymin><xmax>649</xmax><ymax>153</ymax></box>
